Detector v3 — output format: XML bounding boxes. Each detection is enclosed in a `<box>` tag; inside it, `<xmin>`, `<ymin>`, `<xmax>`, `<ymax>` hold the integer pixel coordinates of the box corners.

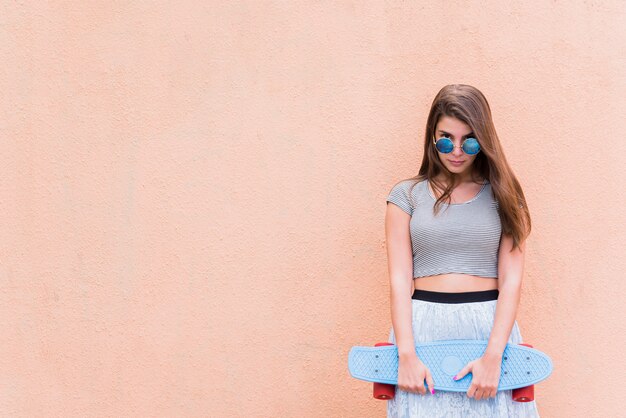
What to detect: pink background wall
<box><xmin>1</xmin><ymin>1</ymin><xmax>625</xmax><ymax>417</ymax></box>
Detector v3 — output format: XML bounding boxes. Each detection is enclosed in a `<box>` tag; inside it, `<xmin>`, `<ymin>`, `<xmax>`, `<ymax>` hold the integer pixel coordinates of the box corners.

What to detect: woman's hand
<box><xmin>397</xmin><ymin>353</ymin><xmax>436</xmax><ymax>395</ymax></box>
<box><xmin>453</xmin><ymin>352</ymin><xmax>502</xmax><ymax>400</ymax></box>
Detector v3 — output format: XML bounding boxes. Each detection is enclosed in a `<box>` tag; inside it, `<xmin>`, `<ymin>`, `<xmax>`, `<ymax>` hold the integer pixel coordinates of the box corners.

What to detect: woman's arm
<box><xmin>454</xmin><ymin>233</ymin><xmax>527</xmax><ymax>399</ymax></box>
<box><xmin>385</xmin><ymin>203</ymin><xmax>417</xmax><ymax>358</ymax></box>
<box><xmin>485</xmin><ymin>233</ymin><xmax>526</xmax><ymax>358</ymax></box>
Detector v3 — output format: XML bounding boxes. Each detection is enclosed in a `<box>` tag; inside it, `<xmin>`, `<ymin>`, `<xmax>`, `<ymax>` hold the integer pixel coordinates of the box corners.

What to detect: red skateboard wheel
<box><xmin>373</xmin><ymin>342</ymin><xmax>396</xmax><ymax>400</ymax></box>
<box><xmin>512</xmin><ymin>343</ymin><xmax>535</xmax><ymax>402</ymax></box>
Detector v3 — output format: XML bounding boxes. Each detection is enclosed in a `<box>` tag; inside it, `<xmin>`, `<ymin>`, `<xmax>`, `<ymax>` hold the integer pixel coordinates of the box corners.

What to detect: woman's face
<box><xmin>433</xmin><ymin>115</ymin><xmax>480</xmax><ymax>178</ymax></box>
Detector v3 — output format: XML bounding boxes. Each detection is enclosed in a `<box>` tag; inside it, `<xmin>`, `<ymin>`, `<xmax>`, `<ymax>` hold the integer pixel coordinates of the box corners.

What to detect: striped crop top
<box><xmin>386</xmin><ymin>178</ymin><xmax>502</xmax><ymax>279</ymax></box>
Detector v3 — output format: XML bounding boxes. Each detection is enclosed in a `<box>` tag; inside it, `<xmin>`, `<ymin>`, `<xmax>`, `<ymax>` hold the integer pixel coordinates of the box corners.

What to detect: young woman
<box><xmin>384</xmin><ymin>84</ymin><xmax>541</xmax><ymax>417</ymax></box>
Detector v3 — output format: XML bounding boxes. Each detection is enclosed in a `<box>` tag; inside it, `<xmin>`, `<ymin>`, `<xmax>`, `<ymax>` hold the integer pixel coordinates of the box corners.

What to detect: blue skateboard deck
<box><xmin>348</xmin><ymin>339</ymin><xmax>553</xmax><ymax>392</ymax></box>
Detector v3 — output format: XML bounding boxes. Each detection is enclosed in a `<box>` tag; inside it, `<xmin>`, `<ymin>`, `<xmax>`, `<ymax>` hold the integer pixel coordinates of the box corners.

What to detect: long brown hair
<box><xmin>398</xmin><ymin>84</ymin><xmax>531</xmax><ymax>252</ymax></box>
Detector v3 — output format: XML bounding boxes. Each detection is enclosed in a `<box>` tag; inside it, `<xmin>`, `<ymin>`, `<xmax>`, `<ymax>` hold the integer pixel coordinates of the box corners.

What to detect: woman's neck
<box><xmin>433</xmin><ymin>173</ymin><xmax>484</xmax><ymax>185</ymax></box>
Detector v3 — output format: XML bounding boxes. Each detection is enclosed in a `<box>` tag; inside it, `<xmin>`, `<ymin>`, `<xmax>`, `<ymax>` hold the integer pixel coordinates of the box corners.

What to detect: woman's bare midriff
<box><xmin>413</xmin><ymin>273</ymin><xmax>498</xmax><ymax>292</ymax></box>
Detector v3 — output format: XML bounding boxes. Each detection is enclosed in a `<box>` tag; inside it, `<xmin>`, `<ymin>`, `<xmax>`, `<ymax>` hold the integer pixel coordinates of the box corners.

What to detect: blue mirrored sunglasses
<box><xmin>433</xmin><ymin>136</ymin><xmax>481</xmax><ymax>155</ymax></box>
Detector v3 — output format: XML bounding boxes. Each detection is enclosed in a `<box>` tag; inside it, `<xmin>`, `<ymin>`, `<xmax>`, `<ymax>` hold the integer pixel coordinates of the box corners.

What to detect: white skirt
<box><xmin>387</xmin><ymin>293</ymin><xmax>541</xmax><ymax>418</ymax></box>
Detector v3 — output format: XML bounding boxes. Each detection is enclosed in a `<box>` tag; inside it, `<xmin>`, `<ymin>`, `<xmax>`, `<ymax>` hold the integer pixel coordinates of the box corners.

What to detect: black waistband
<box><xmin>412</xmin><ymin>288</ymin><xmax>499</xmax><ymax>303</ymax></box>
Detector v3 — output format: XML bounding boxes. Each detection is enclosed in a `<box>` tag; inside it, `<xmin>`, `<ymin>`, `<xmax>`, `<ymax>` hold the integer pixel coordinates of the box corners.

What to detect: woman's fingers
<box><xmin>454</xmin><ymin>360</ymin><xmax>473</xmax><ymax>382</ymax></box>
<box><xmin>425</xmin><ymin>368</ymin><xmax>435</xmax><ymax>394</ymax></box>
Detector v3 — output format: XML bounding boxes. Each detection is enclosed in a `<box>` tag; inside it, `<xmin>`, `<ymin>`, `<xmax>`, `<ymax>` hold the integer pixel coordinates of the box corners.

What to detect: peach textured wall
<box><xmin>1</xmin><ymin>1</ymin><xmax>625</xmax><ymax>417</ymax></box>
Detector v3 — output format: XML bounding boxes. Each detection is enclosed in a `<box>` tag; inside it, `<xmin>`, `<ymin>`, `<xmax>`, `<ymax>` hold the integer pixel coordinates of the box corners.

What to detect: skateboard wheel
<box><xmin>512</xmin><ymin>343</ymin><xmax>535</xmax><ymax>402</ymax></box>
<box><xmin>512</xmin><ymin>384</ymin><xmax>534</xmax><ymax>402</ymax></box>
<box><xmin>373</xmin><ymin>342</ymin><xmax>396</xmax><ymax>400</ymax></box>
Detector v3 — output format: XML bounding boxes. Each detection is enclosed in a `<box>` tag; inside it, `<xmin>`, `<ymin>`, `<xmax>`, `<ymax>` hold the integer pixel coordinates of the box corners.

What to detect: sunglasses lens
<box><xmin>462</xmin><ymin>138</ymin><xmax>481</xmax><ymax>155</ymax></box>
<box><xmin>435</xmin><ymin>138</ymin><xmax>454</xmax><ymax>153</ymax></box>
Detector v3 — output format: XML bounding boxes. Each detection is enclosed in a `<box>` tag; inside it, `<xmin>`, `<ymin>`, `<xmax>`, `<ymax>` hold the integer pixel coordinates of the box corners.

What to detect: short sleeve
<box><xmin>386</xmin><ymin>181</ymin><xmax>414</xmax><ymax>216</ymax></box>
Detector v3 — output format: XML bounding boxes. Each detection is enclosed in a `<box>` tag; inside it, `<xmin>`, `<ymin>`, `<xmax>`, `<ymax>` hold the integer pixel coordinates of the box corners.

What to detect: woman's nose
<box><xmin>452</xmin><ymin>144</ymin><xmax>464</xmax><ymax>157</ymax></box>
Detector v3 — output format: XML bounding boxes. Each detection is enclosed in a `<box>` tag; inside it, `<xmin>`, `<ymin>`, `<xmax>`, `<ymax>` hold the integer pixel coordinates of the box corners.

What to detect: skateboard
<box><xmin>348</xmin><ymin>339</ymin><xmax>553</xmax><ymax>402</ymax></box>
